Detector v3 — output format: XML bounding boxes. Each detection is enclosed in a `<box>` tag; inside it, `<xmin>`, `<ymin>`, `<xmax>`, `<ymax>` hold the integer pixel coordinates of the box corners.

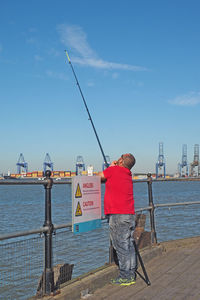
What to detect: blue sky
<box><xmin>0</xmin><ymin>0</ymin><xmax>200</xmax><ymax>174</ymax></box>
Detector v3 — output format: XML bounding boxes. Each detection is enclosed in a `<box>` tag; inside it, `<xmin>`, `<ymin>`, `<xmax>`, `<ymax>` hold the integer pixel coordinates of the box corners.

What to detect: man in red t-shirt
<box><xmin>98</xmin><ymin>153</ymin><xmax>137</xmax><ymax>286</ymax></box>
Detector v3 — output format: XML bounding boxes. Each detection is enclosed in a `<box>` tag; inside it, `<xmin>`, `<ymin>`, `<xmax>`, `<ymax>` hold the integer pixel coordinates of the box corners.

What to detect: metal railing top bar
<box><xmin>153</xmin><ymin>177</ymin><xmax>200</xmax><ymax>182</ymax></box>
<box><xmin>0</xmin><ymin>179</ymin><xmax>49</xmax><ymax>185</ymax></box>
<box><xmin>54</xmin><ymin>177</ymin><xmax>200</xmax><ymax>184</ymax></box>
<box><xmin>0</xmin><ymin>176</ymin><xmax>200</xmax><ymax>185</ymax></box>
<box><xmin>132</xmin><ymin>177</ymin><xmax>200</xmax><ymax>183</ymax></box>
<box><xmin>0</xmin><ymin>179</ymin><xmax>72</xmax><ymax>185</ymax></box>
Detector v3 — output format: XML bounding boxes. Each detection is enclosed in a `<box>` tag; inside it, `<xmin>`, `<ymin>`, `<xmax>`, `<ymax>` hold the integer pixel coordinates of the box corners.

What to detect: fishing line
<box><xmin>65</xmin><ymin>50</ymin><xmax>109</xmax><ymax>168</ymax></box>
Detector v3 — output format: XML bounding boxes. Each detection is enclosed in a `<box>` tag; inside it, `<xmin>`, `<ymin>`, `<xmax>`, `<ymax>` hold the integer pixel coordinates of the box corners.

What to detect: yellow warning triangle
<box><xmin>75</xmin><ymin>201</ymin><xmax>82</xmax><ymax>216</ymax></box>
<box><xmin>75</xmin><ymin>183</ymin><xmax>82</xmax><ymax>198</ymax></box>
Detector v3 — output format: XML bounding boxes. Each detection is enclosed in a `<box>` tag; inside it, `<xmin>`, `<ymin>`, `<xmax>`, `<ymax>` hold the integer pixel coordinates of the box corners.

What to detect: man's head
<box><xmin>118</xmin><ymin>153</ymin><xmax>136</xmax><ymax>170</ymax></box>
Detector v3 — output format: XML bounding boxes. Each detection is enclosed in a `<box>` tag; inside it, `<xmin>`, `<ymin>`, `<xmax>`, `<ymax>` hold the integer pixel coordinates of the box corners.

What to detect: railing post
<box><xmin>43</xmin><ymin>170</ymin><xmax>54</xmax><ymax>295</ymax></box>
<box><xmin>147</xmin><ymin>173</ymin><xmax>157</xmax><ymax>244</ymax></box>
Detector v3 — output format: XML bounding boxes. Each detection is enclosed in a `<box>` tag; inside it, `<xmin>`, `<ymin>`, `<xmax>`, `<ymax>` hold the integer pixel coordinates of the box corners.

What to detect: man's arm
<box><xmin>97</xmin><ymin>160</ymin><xmax>117</xmax><ymax>182</ymax></box>
<box><xmin>97</xmin><ymin>171</ymin><xmax>106</xmax><ymax>182</ymax></box>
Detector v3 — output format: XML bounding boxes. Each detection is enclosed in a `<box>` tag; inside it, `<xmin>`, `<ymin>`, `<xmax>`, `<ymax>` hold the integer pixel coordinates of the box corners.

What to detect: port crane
<box><xmin>190</xmin><ymin>144</ymin><xmax>200</xmax><ymax>176</ymax></box>
<box><xmin>16</xmin><ymin>153</ymin><xmax>28</xmax><ymax>174</ymax></box>
<box><xmin>178</xmin><ymin>144</ymin><xmax>189</xmax><ymax>177</ymax></box>
<box><xmin>76</xmin><ymin>156</ymin><xmax>85</xmax><ymax>175</ymax></box>
<box><xmin>156</xmin><ymin>142</ymin><xmax>166</xmax><ymax>178</ymax></box>
<box><xmin>43</xmin><ymin>153</ymin><xmax>53</xmax><ymax>174</ymax></box>
<box><xmin>102</xmin><ymin>155</ymin><xmax>111</xmax><ymax>170</ymax></box>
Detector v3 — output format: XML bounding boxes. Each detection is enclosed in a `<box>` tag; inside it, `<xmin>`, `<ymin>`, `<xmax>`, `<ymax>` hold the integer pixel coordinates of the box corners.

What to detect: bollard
<box><xmin>147</xmin><ymin>173</ymin><xmax>157</xmax><ymax>244</ymax></box>
<box><xmin>43</xmin><ymin>170</ymin><xmax>54</xmax><ymax>295</ymax></box>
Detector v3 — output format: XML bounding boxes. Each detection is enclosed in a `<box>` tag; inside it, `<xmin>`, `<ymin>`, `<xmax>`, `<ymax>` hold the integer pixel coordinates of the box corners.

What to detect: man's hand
<box><xmin>110</xmin><ymin>160</ymin><xmax>118</xmax><ymax>167</ymax></box>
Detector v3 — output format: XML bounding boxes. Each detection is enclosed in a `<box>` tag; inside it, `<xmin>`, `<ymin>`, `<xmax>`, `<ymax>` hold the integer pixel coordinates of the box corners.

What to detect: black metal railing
<box><xmin>0</xmin><ymin>172</ymin><xmax>200</xmax><ymax>298</ymax></box>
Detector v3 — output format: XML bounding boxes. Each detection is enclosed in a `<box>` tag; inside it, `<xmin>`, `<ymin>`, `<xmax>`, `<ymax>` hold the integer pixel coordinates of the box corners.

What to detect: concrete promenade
<box><xmin>38</xmin><ymin>236</ymin><xmax>200</xmax><ymax>300</ymax></box>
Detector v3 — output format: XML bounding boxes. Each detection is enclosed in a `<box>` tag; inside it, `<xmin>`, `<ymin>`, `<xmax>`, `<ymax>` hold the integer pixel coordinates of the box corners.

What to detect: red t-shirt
<box><xmin>103</xmin><ymin>165</ymin><xmax>135</xmax><ymax>215</ymax></box>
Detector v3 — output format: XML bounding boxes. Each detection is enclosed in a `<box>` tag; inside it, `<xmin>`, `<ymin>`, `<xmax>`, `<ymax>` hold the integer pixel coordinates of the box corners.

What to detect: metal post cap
<box><xmin>45</xmin><ymin>170</ymin><xmax>52</xmax><ymax>178</ymax></box>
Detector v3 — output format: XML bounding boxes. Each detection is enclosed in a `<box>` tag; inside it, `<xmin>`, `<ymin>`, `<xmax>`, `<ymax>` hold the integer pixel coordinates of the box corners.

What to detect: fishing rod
<box><xmin>65</xmin><ymin>50</ymin><xmax>109</xmax><ymax>168</ymax></box>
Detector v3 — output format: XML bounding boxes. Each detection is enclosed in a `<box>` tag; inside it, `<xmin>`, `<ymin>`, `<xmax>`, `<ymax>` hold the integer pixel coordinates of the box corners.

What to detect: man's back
<box><xmin>103</xmin><ymin>165</ymin><xmax>135</xmax><ymax>215</ymax></box>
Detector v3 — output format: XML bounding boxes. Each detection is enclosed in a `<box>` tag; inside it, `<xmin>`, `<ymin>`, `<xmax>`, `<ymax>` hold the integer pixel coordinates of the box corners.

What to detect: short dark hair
<box><xmin>122</xmin><ymin>153</ymin><xmax>136</xmax><ymax>170</ymax></box>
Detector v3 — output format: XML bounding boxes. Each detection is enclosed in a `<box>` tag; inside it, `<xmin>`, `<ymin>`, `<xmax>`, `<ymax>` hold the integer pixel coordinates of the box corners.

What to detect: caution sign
<box><xmin>75</xmin><ymin>201</ymin><xmax>82</xmax><ymax>216</ymax></box>
<box><xmin>72</xmin><ymin>176</ymin><xmax>101</xmax><ymax>234</ymax></box>
<box><xmin>75</xmin><ymin>183</ymin><xmax>82</xmax><ymax>198</ymax></box>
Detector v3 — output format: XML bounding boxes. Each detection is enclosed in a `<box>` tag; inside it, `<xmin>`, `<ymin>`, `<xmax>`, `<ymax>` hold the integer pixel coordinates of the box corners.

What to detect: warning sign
<box><xmin>75</xmin><ymin>183</ymin><xmax>82</xmax><ymax>198</ymax></box>
<box><xmin>72</xmin><ymin>176</ymin><xmax>101</xmax><ymax>234</ymax></box>
<box><xmin>75</xmin><ymin>202</ymin><xmax>82</xmax><ymax>216</ymax></box>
